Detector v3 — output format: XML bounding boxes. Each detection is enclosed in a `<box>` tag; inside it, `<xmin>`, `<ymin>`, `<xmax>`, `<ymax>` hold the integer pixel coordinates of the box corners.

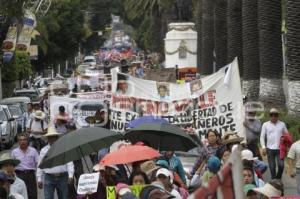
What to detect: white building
<box><xmin>164</xmin><ymin>22</ymin><xmax>197</xmax><ymax>68</ymax></box>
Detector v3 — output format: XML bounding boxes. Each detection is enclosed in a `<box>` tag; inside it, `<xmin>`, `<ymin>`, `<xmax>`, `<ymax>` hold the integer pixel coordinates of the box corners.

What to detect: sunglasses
<box><xmin>270</xmin><ymin>113</ymin><xmax>279</xmax><ymax>117</ymax></box>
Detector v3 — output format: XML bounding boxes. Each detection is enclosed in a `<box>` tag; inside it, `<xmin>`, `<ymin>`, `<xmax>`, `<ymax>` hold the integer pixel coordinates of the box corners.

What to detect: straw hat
<box><xmin>269</xmin><ymin>108</ymin><xmax>279</xmax><ymax>114</ymax></box>
<box><xmin>253</xmin><ymin>183</ymin><xmax>282</xmax><ymax>197</ymax></box>
<box><xmin>141</xmin><ymin>160</ymin><xmax>161</xmax><ymax>176</ymax></box>
<box><xmin>221</xmin><ymin>131</ymin><xmax>244</xmax><ymax>145</ymax></box>
<box><xmin>0</xmin><ymin>153</ymin><xmax>20</xmax><ymax>167</ymax></box>
<box><xmin>33</xmin><ymin>110</ymin><xmax>46</xmax><ymax>120</ymax></box>
<box><xmin>44</xmin><ymin>127</ymin><xmax>60</xmax><ymax>137</ymax></box>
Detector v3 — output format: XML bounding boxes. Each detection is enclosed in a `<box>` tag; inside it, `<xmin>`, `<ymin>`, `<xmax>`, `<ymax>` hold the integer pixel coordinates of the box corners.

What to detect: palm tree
<box><xmin>258</xmin><ymin>0</ymin><xmax>285</xmax><ymax>106</ymax></box>
<box><xmin>227</xmin><ymin>0</ymin><xmax>243</xmax><ymax>75</ymax></box>
<box><xmin>214</xmin><ymin>0</ymin><xmax>227</xmax><ymax>70</ymax></box>
<box><xmin>201</xmin><ymin>0</ymin><xmax>214</xmax><ymax>75</ymax></box>
<box><xmin>286</xmin><ymin>0</ymin><xmax>300</xmax><ymax>115</ymax></box>
<box><xmin>242</xmin><ymin>0</ymin><xmax>260</xmax><ymax>100</ymax></box>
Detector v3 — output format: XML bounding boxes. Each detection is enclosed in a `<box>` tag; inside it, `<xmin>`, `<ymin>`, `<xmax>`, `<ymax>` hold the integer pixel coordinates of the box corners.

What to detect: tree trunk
<box><xmin>201</xmin><ymin>0</ymin><xmax>214</xmax><ymax>75</ymax></box>
<box><xmin>195</xmin><ymin>0</ymin><xmax>202</xmax><ymax>73</ymax></box>
<box><xmin>258</xmin><ymin>0</ymin><xmax>285</xmax><ymax>106</ymax></box>
<box><xmin>214</xmin><ymin>0</ymin><xmax>227</xmax><ymax>70</ymax></box>
<box><xmin>286</xmin><ymin>0</ymin><xmax>300</xmax><ymax>116</ymax></box>
<box><xmin>227</xmin><ymin>0</ymin><xmax>243</xmax><ymax>75</ymax></box>
<box><xmin>242</xmin><ymin>0</ymin><xmax>260</xmax><ymax>100</ymax></box>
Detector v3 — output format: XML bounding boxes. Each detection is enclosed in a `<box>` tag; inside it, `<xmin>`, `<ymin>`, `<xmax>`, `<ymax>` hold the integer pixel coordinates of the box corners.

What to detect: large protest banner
<box><xmin>110</xmin><ymin>59</ymin><xmax>244</xmax><ymax>139</ymax></box>
<box><xmin>50</xmin><ymin>96</ymin><xmax>107</xmax><ymax>128</ymax></box>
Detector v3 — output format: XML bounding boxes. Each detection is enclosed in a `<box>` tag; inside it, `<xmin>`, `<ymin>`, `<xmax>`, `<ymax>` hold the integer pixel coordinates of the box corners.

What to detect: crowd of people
<box><xmin>0</xmin><ymin>96</ymin><xmax>297</xmax><ymax>199</ymax></box>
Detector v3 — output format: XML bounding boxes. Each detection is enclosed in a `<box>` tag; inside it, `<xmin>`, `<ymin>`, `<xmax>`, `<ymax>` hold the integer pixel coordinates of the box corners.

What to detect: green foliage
<box><xmin>34</xmin><ymin>0</ymin><xmax>89</xmax><ymax>67</ymax></box>
<box><xmin>1</xmin><ymin>52</ymin><xmax>32</xmax><ymax>82</ymax></box>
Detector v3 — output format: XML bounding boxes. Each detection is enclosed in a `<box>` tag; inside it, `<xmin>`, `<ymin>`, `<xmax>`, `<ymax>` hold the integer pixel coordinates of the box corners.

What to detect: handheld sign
<box><xmin>77</xmin><ymin>173</ymin><xmax>100</xmax><ymax>195</ymax></box>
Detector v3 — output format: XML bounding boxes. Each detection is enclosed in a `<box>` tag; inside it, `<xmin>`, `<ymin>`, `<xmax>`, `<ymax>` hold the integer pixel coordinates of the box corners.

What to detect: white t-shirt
<box><xmin>260</xmin><ymin>120</ymin><xmax>287</xmax><ymax>149</ymax></box>
<box><xmin>171</xmin><ymin>189</ymin><xmax>182</xmax><ymax>199</ymax></box>
<box><xmin>30</xmin><ymin>119</ymin><xmax>48</xmax><ymax>138</ymax></box>
<box><xmin>288</xmin><ymin>140</ymin><xmax>300</xmax><ymax>169</ymax></box>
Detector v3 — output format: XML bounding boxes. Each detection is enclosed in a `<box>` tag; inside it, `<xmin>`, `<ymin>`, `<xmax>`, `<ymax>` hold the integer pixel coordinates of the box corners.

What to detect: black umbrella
<box><xmin>39</xmin><ymin>127</ymin><xmax>122</xmax><ymax>169</ymax></box>
<box><xmin>124</xmin><ymin>123</ymin><xmax>199</xmax><ymax>151</ymax></box>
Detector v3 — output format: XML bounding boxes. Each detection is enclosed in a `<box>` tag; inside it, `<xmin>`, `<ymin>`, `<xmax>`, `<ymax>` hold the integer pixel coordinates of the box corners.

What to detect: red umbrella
<box><xmin>100</xmin><ymin>145</ymin><xmax>161</xmax><ymax>166</ymax></box>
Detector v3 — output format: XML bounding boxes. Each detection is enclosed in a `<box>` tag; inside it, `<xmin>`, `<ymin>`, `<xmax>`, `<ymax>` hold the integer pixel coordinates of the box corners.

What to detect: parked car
<box><xmin>0</xmin><ymin>103</ymin><xmax>24</xmax><ymax>134</ymax></box>
<box><xmin>12</xmin><ymin>88</ymin><xmax>40</xmax><ymax>102</ymax></box>
<box><xmin>0</xmin><ymin>105</ymin><xmax>17</xmax><ymax>149</ymax></box>
<box><xmin>0</xmin><ymin>97</ymin><xmax>30</xmax><ymax>113</ymax></box>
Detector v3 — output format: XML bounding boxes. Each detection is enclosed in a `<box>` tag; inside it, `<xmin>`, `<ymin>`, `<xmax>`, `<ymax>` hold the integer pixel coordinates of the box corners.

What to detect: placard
<box><xmin>77</xmin><ymin>173</ymin><xmax>100</xmax><ymax>195</ymax></box>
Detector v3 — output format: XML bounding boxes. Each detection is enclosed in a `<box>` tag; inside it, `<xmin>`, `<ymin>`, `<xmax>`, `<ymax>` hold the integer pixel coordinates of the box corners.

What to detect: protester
<box><xmin>164</xmin><ymin>151</ymin><xmax>186</xmax><ymax>185</ymax></box>
<box><xmin>216</xmin><ymin>146</ymin><xmax>231</xmax><ymax>166</ymax></box>
<box><xmin>0</xmin><ymin>170</ymin><xmax>25</xmax><ymax>199</ymax></box>
<box><xmin>241</xmin><ymin>149</ymin><xmax>267</xmax><ymax>183</ymax></box>
<box><xmin>37</xmin><ymin>127</ymin><xmax>74</xmax><ymax>199</ymax></box>
<box><xmin>139</xmin><ymin>185</ymin><xmax>174</xmax><ymax>199</ymax></box>
<box><xmin>243</xmin><ymin>184</ymin><xmax>258</xmax><ymax>199</ymax></box>
<box><xmin>221</xmin><ymin>131</ymin><xmax>244</xmax><ymax>150</ymax></box>
<box><xmin>287</xmin><ymin>129</ymin><xmax>300</xmax><ymax>194</ymax></box>
<box><xmin>23</xmin><ymin>103</ymin><xmax>33</xmax><ymax>133</ymax></box>
<box><xmin>11</xmin><ymin>134</ymin><xmax>39</xmax><ymax>199</ymax></box>
<box><xmin>201</xmin><ymin>156</ymin><xmax>221</xmax><ymax>187</ymax></box>
<box><xmin>0</xmin><ymin>152</ymin><xmax>28</xmax><ymax>199</ymax></box>
<box><xmin>260</xmin><ymin>108</ymin><xmax>288</xmax><ymax>179</ymax></box>
<box><xmin>156</xmin><ymin>168</ymin><xmax>182</xmax><ymax>199</ymax></box>
<box><xmin>252</xmin><ymin>179</ymin><xmax>284</xmax><ymax>198</ymax></box>
<box><xmin>244</xmin><ymin>109</ymin><xmax>262</xmax><ymax>159</ymax></box>
<box><xmin>189</xmin><ymin>130</ymin><xmax>224</xmax><ymax>179</ymax></box>
<box><xmin>54</xmin><ymin>106</ymin><xmax>70</xmax><ymax>134</ymax></box>
<box><xmin>115</xmin><ymin>183</ymin><xmax>138</xmax><ymax>199</ymax></box>
<box><xmin>140</xmin><ymin>161</ymin><xmax>161</xmax><ymax>182</ymax></box>
<box><xmin>129</xmin><ymin>171</ymin><xmax>150</xmax><ymax>185</ymax></box>
<box><xmin>156</xmin><ymin>159</ymin><xmax>186</xmax><ymax>189</ymax></box>
<box><xmin>27</xmin><ymin>110</ymin><xmax>48</xmax><ymax>152</ymax></box>
<box><xmin>94</xmin><ymin>109</ymin><xmax>110</xmax><ymax>129</ymax></box>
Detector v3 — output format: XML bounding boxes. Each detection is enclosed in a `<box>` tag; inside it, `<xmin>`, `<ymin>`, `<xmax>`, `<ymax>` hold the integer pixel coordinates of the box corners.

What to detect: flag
<box><xmin>188</xmin><ymin>147</ymin><xmax>244</xmax><ymax>199</ymax></box>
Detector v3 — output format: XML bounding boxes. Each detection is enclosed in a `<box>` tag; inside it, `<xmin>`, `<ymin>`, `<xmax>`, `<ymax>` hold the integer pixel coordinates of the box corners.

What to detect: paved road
<box><xmin>1</xmin><ymin>144</ymin><xmax>297</xmax><ymax>198</ymax></box>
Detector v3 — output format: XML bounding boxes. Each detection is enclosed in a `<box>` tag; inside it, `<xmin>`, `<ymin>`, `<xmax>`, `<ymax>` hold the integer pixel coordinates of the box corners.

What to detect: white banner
<box><xmin>110</xmin><ymin>59</ymin><xmax>245</xmax><ymax>139</ymax></box>
<box><xmin>77</xmin><ymin>173</ymin><xmax>100</xmax><ymax>195</ymax></box>
<box><xmin>49</xmin><ymin>96</ymin><xmax>106</xmax><ymax>128</ymax></box>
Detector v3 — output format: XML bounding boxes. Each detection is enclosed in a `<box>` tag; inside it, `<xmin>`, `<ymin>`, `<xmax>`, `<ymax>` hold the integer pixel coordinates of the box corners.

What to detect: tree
<box><xmin>242</xmin><ymin>0</ymin><xmax>260</xmax><ymax>100</ymax></box>
<box><xmin>201</xmin><ymin>0</ymin><xmax>215</xmax><ymax>75</ymax></box>
<box><xmin>194</xmin><ymin>0</ymin><xmax>202</xmax><ymax>72</ymax></box>
<box><xmin>286</xmin><ymin>0</ymin><xmax>300</xmax><ymax>115</ymax></box>
<box><xmin>258</xmin><ymin>0</ymin><xmax>285</xmax><ymax>106</ymax></box>
<box><xmin>35</xmin><ymin>0</ymin><xmax>89</xmax><ymax>72</ymax></box>
<box><xmin>214</xmin><ymin>0</ymin><xmax>227</xmax><ymax>70</ymax></box>
<box><xmin>227</xmin><ymin>0</ymin><xmax>243</xmax><ymax>75</ymax></box>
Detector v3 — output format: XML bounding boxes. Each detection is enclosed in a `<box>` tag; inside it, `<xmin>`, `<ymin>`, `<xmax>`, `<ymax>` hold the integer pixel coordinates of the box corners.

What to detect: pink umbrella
<box><xmin>100</xmin><ymin>145</ymin><xmax>161</xmax><ymax>166</ymax></box>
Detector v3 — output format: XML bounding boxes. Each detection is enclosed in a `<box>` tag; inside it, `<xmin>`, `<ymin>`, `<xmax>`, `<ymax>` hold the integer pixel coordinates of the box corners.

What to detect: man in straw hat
<box><xmin>37</xmin><ymin>127</ymin><xmax>74</xmax><ymax>199</ymax></box>
<box><xmin>27</xmin><ymin>110</ymin><xmax>48</xmax><ymax>152</ymax></box>
<box><xmin>0</xmin><ymin>152</ymin><xmax>28</xmax><ymax>199</ymax></box>
<box><xmin>12</xmin><ymin>133</ymin><xmax>39</xmax><ymax>199</ymax></box>
<box><xmin>260</xmin><ymin>108</ymin><xmax>288</xmax><ymax>179</ymax></box>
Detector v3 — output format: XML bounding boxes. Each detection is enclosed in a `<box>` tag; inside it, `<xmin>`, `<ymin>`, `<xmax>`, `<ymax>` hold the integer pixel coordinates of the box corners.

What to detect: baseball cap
<box><xmin>244</xmin><ymin>184</ymin><xmax>257</xmax><ymax>196</ymax></box>
<box><xmin>156</xmin><ymin>168</ymin><xmax>174</xmax><ymax>184</ymax></box>
<box><xmin>269</xmin><ymin>108</ymin><xmax>279</xmax><ymax>114</ymax></box>
<box><xmin>241</xmin><ymin>149</ymin><xmax>258</xmax><ymax>161</ymax></box>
